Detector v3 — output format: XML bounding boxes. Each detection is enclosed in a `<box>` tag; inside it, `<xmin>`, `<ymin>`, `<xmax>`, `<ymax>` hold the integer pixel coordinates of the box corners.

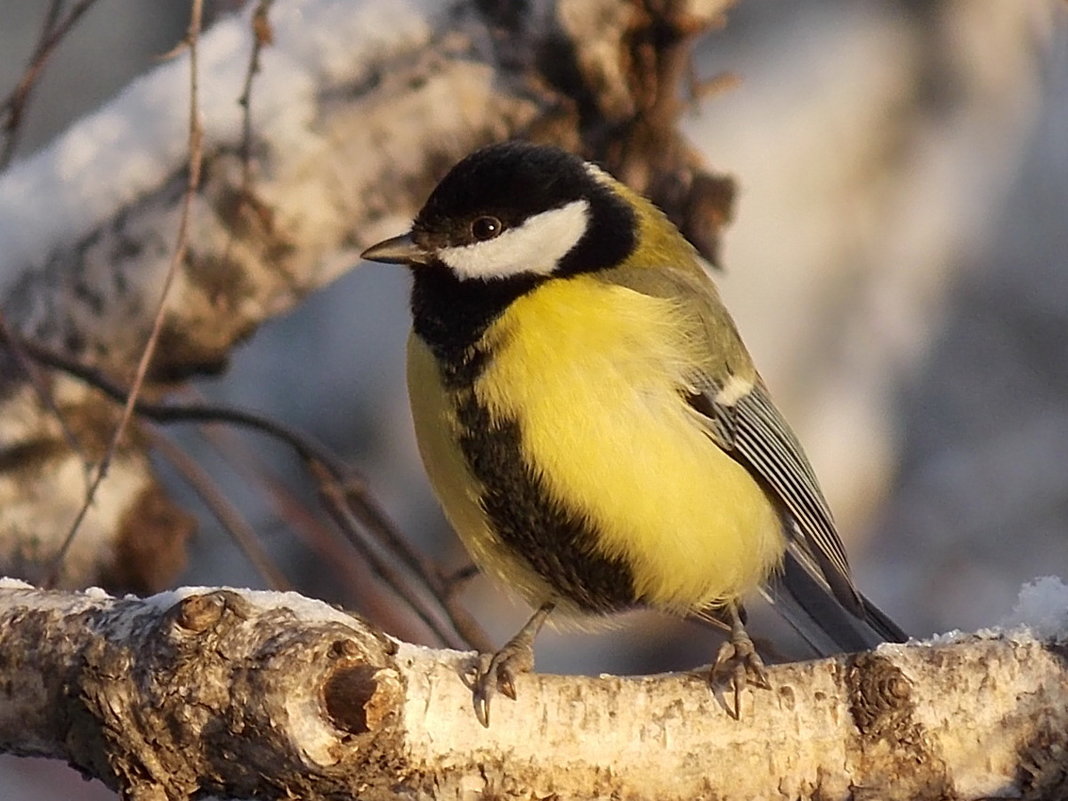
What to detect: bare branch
<box><xmin>0</xmin><ymin>0</ymin><xmax>103</xmax><ymax>168</ymax></box>
<box><xmin>145</xmin><ymin>426</ymin><xmax>293</xmax><ymax>592</ymax></box>
<box><xmin>187</xmin><ymin>415</ymin><xmax>421</xmax><ymax>631</ymax></box>
<box><xmin>14</xmin><ymin>334</ymin><xmax>483</xmax><ymax>649</ymax></box>
<box><xmin>0</xmin><ymin>582</ymin><xmax>1064</xmax><ymax>801</ymax></box>
<box><xmin>44</xmin><ymin>0</ymin><xmax>205</xmax><ymax>586</ymax></box>
<box><xmin>238</xmin><ymin>0</ymin><xmax>275</xmax><ymax>190</ymax></box>
<box><xmin>0</xmin><ymin>309</ymin><xmax>91</xmax><ymax>478</ymax></box>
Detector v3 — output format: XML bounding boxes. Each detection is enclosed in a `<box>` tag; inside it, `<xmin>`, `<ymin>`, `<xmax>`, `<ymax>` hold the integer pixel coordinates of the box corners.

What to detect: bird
<box><xmin>361</xmin><ymin>140</ymin><xmax>907</xmax><ymax>725</ymax></box>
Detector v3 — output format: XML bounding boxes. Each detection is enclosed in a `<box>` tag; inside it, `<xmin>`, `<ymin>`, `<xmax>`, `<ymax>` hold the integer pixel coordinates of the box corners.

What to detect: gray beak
<box><xmin>360</xmin><ymin>232</ymin><xmax>429</xmax><ymax>265</ymax></box>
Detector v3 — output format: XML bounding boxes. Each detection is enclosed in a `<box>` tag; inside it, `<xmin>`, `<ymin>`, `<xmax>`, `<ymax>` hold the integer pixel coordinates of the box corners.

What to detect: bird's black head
<box><xmin>362</xmin><ymin>141</ymin><xmax>637</xmax><ymax>282</ymax></box>
<box><xmin>360</xmin><ymin>141</ymin><xmax>638</xmax><ymax>366</ymax></box>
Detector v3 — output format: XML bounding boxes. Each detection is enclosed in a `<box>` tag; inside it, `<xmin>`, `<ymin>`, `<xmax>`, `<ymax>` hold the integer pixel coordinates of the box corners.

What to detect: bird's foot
<box><xmin>473</xmin><ymin>639</ymin><xmax>535</xmax><ymax>727</ymax></box>
<box><xmin>472</xmin><ymin>602</ymin><xmax>554</xmax><ymax>727</ymax></box>
<box><xmin>708</xmin><ymin>606</ymin><xmax>770</xmax><ymax>719</ymax></box>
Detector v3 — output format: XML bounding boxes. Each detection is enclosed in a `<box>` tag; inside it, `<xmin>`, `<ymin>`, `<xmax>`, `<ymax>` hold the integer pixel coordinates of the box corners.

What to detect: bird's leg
<box><xmin>709</xmin><ymin>602</ymin><xmax>770</xmax><ymax>719</ymax></box>
<box><xmin>473</xmin><ymin>601</ymin><xmax>555</xmax><ymax>727</ymax></box>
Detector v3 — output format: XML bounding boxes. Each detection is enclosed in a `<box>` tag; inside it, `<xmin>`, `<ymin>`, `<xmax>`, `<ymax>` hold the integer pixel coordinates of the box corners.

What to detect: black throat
<box><xmin>410</xmin><ymin>266</ymin><xmax>542</xmax><ymax>387</ymax></box>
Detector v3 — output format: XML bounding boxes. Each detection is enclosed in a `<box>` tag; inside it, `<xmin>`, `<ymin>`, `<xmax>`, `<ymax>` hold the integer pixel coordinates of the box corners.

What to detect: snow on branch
<box><xmin>0</xmin><ymin>580</ymin><xmax>1065</xmax><ymax>801</ymax></box>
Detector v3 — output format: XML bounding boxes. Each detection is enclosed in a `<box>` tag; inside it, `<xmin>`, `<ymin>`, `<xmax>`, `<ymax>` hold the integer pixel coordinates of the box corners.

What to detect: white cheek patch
<box><xmin>438</xmin><ymin>199</ymin><xmax>590</xmax><ymax>280</ymax></box>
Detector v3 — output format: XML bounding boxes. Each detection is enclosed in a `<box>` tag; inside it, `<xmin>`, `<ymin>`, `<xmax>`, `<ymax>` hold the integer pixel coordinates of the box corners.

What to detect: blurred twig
<box><xmin>238</xmin><ymin>0</ymin><xmax>275</xmax><ymax>190</ymax></box>
<box><xmin>14</xmin><ymin>335</ymin><xmax>489</xmax><ymax>651</ymax></box>
<box><xmin>338</xmin><ymin>473</ymin><xmax>491</xmax><ymax>648</ymax></box>
<box><xmin>188</xmin><ymin>405</ymin><xmax>441</xmax><ymax>644</ymax></box>
<box><xmin>44</xmin><ymin>0</ymin><xmax>205</xmax><ymax>588</ymax></box>
<box><xmin>0</xmin><ymin>0</ymin><xmax>102</xmax><ymax>168</ymax></box>
<box><xmin>147</xmin><ymin>426</ymin><xmax>293</xmax><ymax>592</ymax></box>
<box><xmin>0</xmin><ymin>311</ymin><xmax>91</xmax><ymax>485</ymax></box>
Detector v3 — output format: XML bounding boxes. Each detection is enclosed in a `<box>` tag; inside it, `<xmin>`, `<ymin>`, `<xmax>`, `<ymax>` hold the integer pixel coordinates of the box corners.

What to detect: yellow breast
<box><xmin>470</xmin><ymin>275</ymin><xmax>785</xmax><ymax>613</ymax></box>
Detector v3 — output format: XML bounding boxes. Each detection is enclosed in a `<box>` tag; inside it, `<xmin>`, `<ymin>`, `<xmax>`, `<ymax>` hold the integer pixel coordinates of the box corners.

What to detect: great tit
<box><xmin>362</xmin><ymin>141</ymin><xmax>906</xmax><ymax>724</ymax></box>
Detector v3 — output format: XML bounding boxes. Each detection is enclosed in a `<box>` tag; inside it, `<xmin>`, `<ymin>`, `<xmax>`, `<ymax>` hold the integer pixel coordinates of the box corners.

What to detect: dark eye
<box><xmin>471</xmin><ymin>216</ymin><xmax>503</xmax><ymax>241</ymax></box>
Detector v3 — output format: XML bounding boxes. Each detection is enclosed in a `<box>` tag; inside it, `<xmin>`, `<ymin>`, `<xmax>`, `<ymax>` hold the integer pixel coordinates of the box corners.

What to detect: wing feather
<box><xmin>729</xmin><ymin>386</ymin><xmax>861</xmax><ymax>611</ymax></box>
<box><xmin>601</xmin><ymin>262</ymin><xmax>906</xmax><ymax>648</ymax></box>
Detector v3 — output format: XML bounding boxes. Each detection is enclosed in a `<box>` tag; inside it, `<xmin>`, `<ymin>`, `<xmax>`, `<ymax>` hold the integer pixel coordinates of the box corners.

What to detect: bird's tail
<box><xmin>762</xmin><ymin>546</ymin><xmax>907</xmax><ymax>656</ymax></box>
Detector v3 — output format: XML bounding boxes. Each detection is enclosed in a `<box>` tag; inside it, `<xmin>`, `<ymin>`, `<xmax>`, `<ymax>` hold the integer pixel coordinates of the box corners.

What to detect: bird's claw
<box><xmin>709</xmin><ymin>615</ymin><xmax>770</xmax><ymax>719</ymax></box>
<box><xmin>473</xmin><ymin>640</ymin><xmax>535</xmax><ymax>727</ymax></box>
<box><xmin>471</xmin><ymin>604</ymin><xmax>555</xmax><ymax>727</ymax></box>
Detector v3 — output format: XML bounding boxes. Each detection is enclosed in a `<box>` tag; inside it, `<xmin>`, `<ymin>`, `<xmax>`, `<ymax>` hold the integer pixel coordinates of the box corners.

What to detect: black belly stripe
<box><xmin>452</xmin><ymin>388</ymin><xmax>639</xmax><ymax>614</ymax></box>
<box><xmin>411</xmin><ymin>265</ymin><xmax>638</xmax><ymax>613</ymax></box>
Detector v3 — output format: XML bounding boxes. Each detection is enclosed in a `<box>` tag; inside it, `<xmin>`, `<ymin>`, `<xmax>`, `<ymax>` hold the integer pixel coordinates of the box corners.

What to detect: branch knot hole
<box><xmin>323</xmin><ymin>663</ymin><xmax>382</xmax><ymax>736</ymax></box>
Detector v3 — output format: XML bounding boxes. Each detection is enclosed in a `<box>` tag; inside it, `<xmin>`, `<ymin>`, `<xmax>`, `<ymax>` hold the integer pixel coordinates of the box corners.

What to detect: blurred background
<box><xmin>1</xmin><ymin>0</ymin><xmax>1066</xmax><ymax>797</ymax></box>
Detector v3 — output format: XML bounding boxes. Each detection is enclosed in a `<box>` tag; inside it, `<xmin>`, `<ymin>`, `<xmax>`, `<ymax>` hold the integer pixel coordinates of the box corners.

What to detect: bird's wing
<box><xmin>694</xmin><ymin>381</ymin><xmax>907</xmax><ymax>649</ymax></box>
<box><xmin>600</xmin><ymin>263</ymin><xmax>906</xmax><ymax>650</ymax></box>
<box><xmin>690</xmin><ymin>381</ymin><xmax>861</xmax><ymax>611</ymax></box>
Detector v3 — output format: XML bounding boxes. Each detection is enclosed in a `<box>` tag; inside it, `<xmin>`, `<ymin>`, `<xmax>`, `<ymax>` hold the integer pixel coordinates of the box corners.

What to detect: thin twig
<box><xmin>445</xmin><ymin>563</ymin><xmax>481</xmax><ymax>587</ymax></box>
<box><xmin>0</xmin><ymin>311</ymin><xmax>91</xmax><ymax>486</ymax></box>
<box><xmin>41</xmin><ymin>0</ymin><xmax>67</xmax><ymax>36</ymax></box>
<box><xmin>20</xmin><ymin>339</ymin><xmax>352</xmax><ymax>473</ymax></box>
<box><xmin>18</xmin><ymin>336</ymin><xmax>486</xmax><ymax>651</ymax></box>
<box><xmin>310</xmin><ymin>463</ymin><xmax>469</xmax><ymax>649</ymax></box>
<box><xmin>194</xmin><ymin>413</ymin><xmax>357</xmax><ymax>565</ymax></box>
<box><xmin>238</xmin><ymin>0</ymin><xmax>275</xmax><ymax>190</ymax></box>
<box><xmin>189</xmin><ymin>409</ymin><xmax>439</xmax><ymax>644</ymax></box>
<box><xmin>146</xmin><ymin>426</ymin><xmax>293</xmax><ymax>592</ymax></box>
<box><xmin>341</xmin><ymin>478</ymin><xmax>492</xmax><ymax>650</ymax></box>
<box><xmin>44</xmin><ymin>0</ymin><xmax>205</xmax><ymax>588</ymax></box>
<box><xmin>686</xmin><ymin>71</ymin><xmax>741</xmax><ymax>107</ymax></box>
<box><xmin>0</xmin><ymin>0</ymin><xmax>102</xmax><ymax>169</ymax></box>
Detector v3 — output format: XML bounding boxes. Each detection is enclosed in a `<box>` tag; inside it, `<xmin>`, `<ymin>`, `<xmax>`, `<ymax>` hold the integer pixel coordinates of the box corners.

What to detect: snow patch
<box><xmin>142</xmin><ymin>585</ymin><xmax>368</xmax><ymax>629</ymax></box>
<box><xmin>1002</xmin><ymin>576</ymin><xmax>1068</xmax><ymax>640</ymax></box>
<box><xmin>0</xmin><ymin>0</ymin><xmax>444</xmax><ymax>290</ymax></box>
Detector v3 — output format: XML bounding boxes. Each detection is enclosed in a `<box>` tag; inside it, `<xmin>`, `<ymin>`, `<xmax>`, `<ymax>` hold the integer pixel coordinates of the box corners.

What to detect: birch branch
<box><xmin>0</xmin><ymin>581</ymin><xmax>1065</xmax><ymax>801</ymax></box>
